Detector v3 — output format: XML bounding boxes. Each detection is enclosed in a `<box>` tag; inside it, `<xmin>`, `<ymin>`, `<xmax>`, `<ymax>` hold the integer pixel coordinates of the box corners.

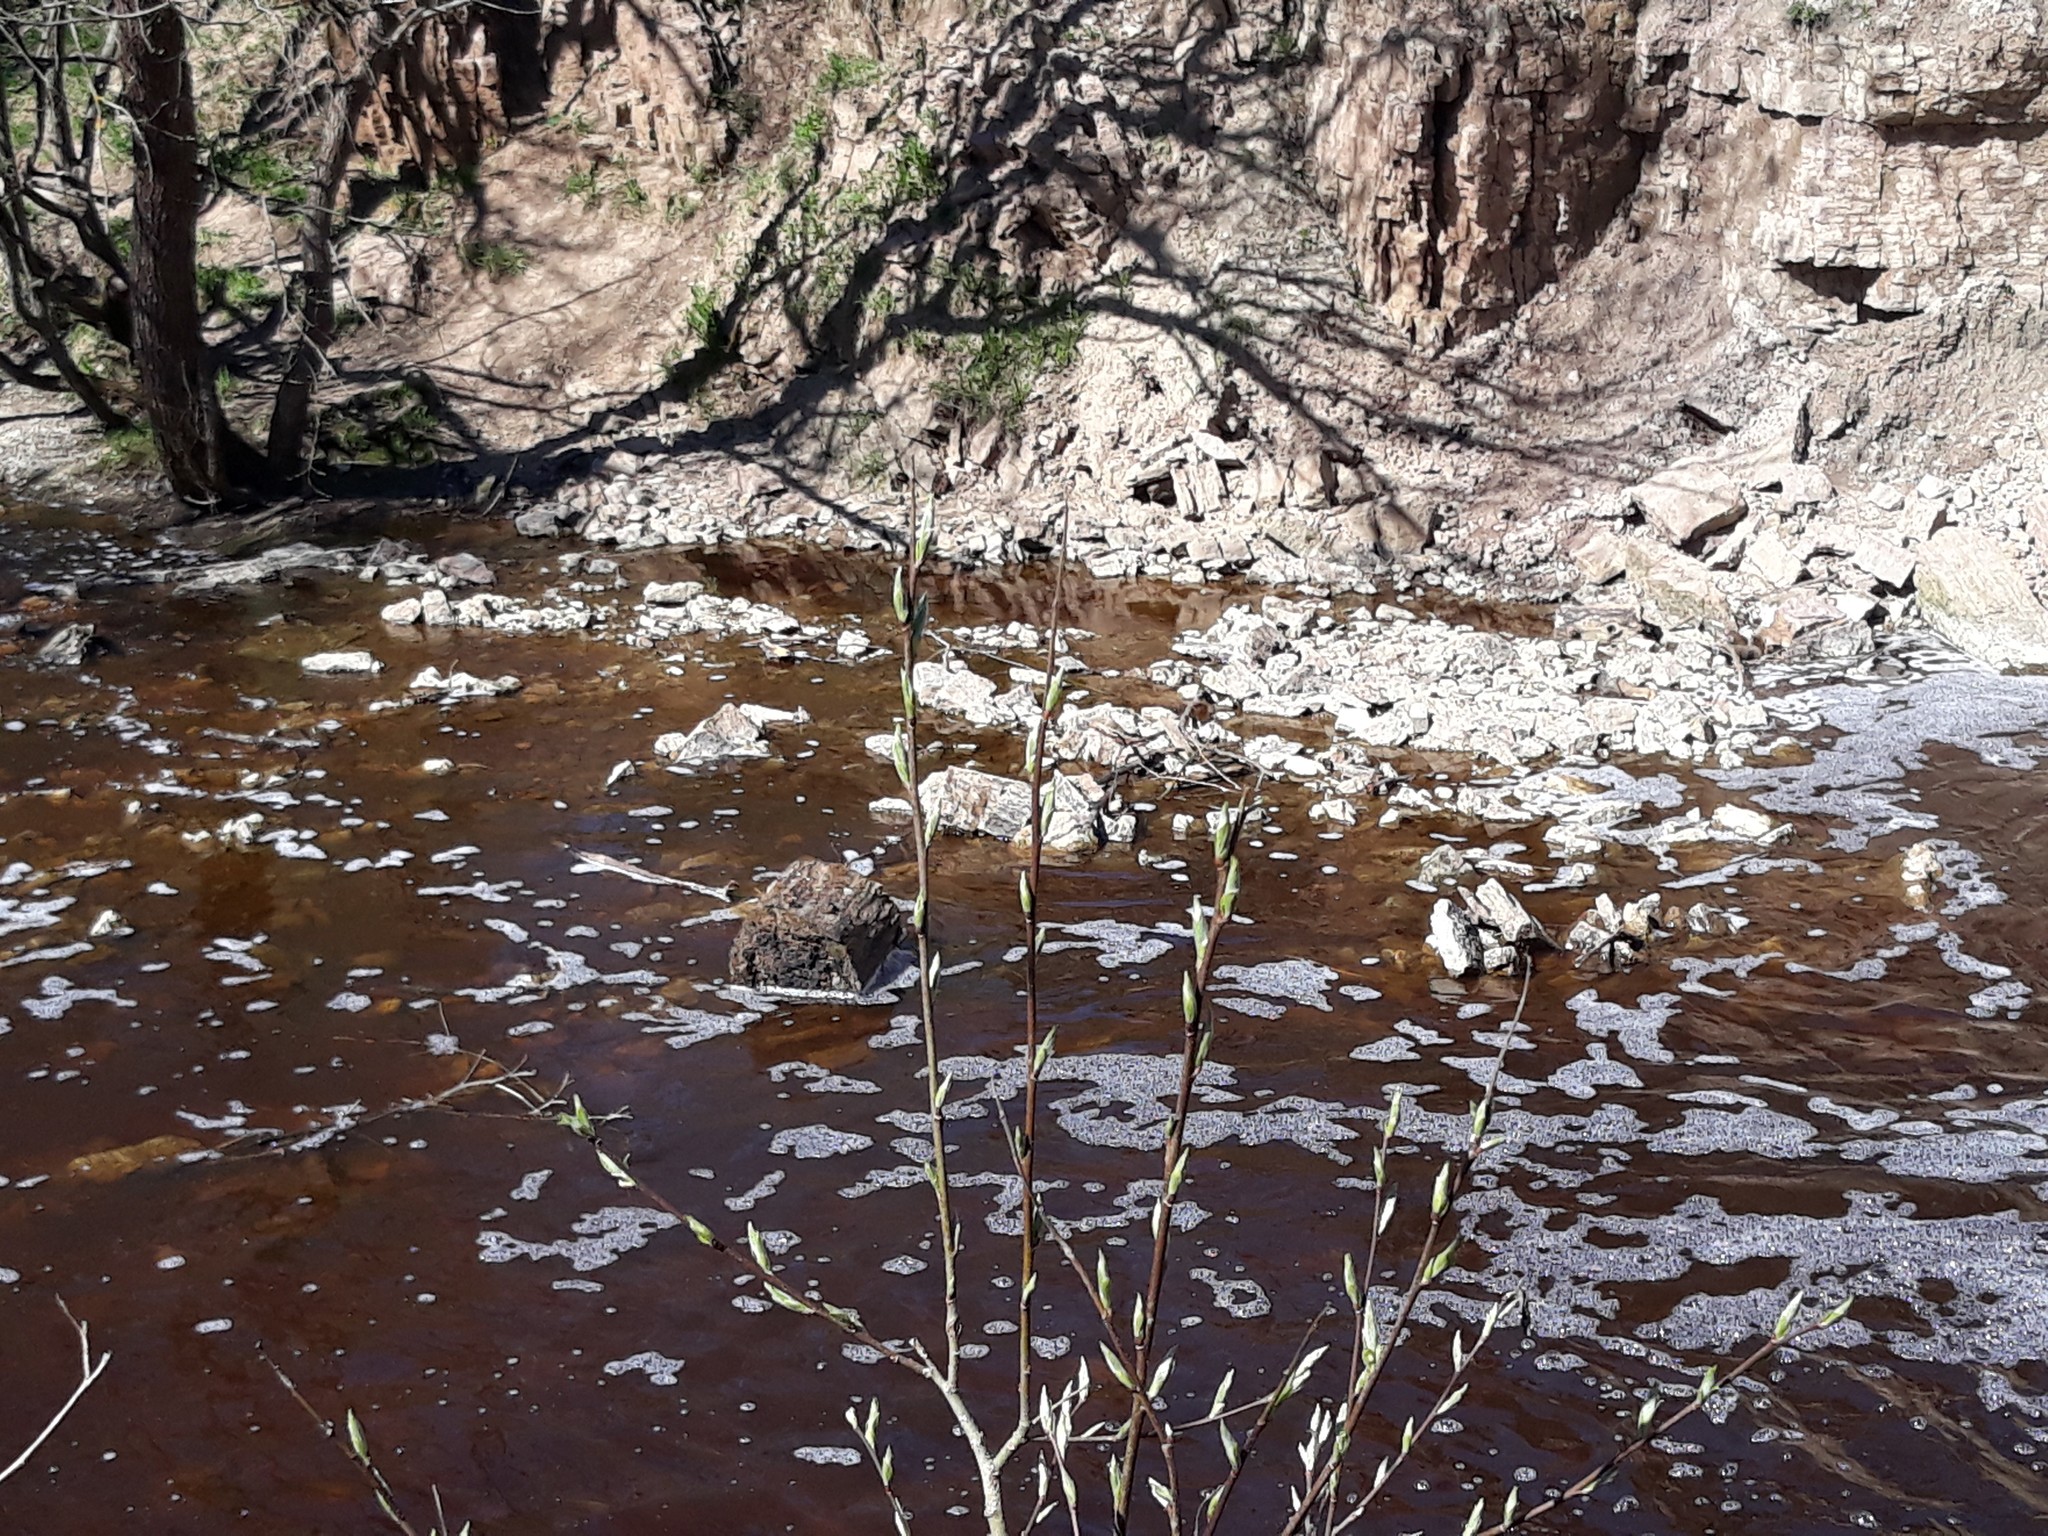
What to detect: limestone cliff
<box><xmin>126</xmin><ymin>0</ymin><xmax>2048</xmax><ymax>631</ymax></box>
<box><xmin>1305</xmin><ymin>0</ymin><xmax>1656</xmax><ymax>348</ymax></box>
<box><xmin>1304</xmin><ymin>0</ymin><xmax>2048</xmax><ymax>346</ymax></box>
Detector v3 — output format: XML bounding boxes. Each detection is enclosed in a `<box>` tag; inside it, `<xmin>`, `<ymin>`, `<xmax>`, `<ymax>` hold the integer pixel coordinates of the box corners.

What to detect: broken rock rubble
<box><xmin>1425</xmin><ymin>878</ymin><xmax>1550</xmax><ymax>979</ymax></box>
<box><xmin>889</xmin><ymin>766</ymin><xmax>1134</xmax><ymax>856</ymax></box>
<box><xmin>1581</xmin><ymin>453</ymin><xmax>2048</xmax><ymax>673</ymax></box>
<box><xmin>1428</xmin><ymin>879</ymin><xmax>1750</xmax><ymax>979</ymax></box>
<box><xmin>655</xmin><ymin>702</ymin><xmax>810</xmax><ymax>768</ymax></box>
<box><xmin>381</xmin><ymin>590</ymin><xmax>594</xmax><ymax>635</ymax></box>
<box><xmin>1151</xmin><ymin>595</ymin><xmax>1765</xmax><ymax>767</ymax></box>
<box><xmin>634</xmin><ymin>581</ymin><xmax>876</xmax><ymax>660</ymax></box>
<box><xmin>400</xmin><ymin>667</ymin><xmax>522</xmax><ymax>703</ymax></box>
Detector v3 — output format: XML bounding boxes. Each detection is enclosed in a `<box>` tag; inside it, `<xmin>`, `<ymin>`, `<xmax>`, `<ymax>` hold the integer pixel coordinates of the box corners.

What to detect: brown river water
<box><xmin>3</xmin><ymin>505</ymin><xmax>2048</xmax><ymax>1535</ymax></box>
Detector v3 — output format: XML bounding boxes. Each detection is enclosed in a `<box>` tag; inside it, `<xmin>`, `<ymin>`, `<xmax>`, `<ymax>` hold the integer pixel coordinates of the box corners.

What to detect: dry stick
<box><xmin>1013</xmin><ymin>505</ymin><xmax>1073</xmax><ymax>1439</ymax></box>
<box><xmin>0</xmin><ymin>1300</ymin><xmax>109</xmax><ymax>1486</ymax></box>
<box><xmin>213</xmin><ymin>1049</ymin><xmax>538</xmax><ymax>1159</ymax></box>
<box><xmin>1112</xmin><ymin>802</ymin><xmax>1247</xmax><ymax>1535</ymax></box>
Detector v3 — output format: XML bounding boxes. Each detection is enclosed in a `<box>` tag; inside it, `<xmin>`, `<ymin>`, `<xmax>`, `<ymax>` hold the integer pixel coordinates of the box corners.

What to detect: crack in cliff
<box><xmin>1873</xmin><ymin>119</ymin><xmax>2048</xmax><ymax>148</ymax></box>
<box><xmin>1424</xmin><ymin>59</ymin><xmax>1472</xmax><ymax>313</ymax></box>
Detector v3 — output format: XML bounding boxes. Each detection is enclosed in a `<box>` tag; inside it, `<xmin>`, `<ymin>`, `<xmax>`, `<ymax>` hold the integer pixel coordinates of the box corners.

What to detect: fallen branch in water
<box><xmin>1</xmin><ymin>1299</ymin><xmax>109</xmax><ymax>1486</ymax></box>
<box><xmin>565</xmin><ymin>846</ymin><xmax>736</xmax><ymax>902</ymax></box>
<box><xmin>215</xmin><ymin>1051</ymin><xmax>550</xmax><ymax>1159</ymax></box>
<box><xmin>261</xmin><ymin>1350</ymin><xmax>469</xmax><ymax>1536</ymax></box>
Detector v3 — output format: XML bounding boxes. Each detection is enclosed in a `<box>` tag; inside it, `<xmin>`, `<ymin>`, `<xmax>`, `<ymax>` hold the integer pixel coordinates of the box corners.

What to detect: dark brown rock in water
<box><xmin>729</xmin><ymin>858</ymin><xmax>905</xmax><ymax>995</ymax></box>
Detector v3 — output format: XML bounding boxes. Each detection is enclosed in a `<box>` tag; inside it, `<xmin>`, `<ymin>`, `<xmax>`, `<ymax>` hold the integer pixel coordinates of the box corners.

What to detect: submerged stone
<box><xmin>67</xmin><ymin>1134</ymin><xmax>206</xmax><ymax>1182</ymax></box>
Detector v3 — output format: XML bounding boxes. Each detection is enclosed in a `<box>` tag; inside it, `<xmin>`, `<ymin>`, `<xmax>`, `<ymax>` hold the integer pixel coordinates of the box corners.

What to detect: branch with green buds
<box><xmin>260</xmin><ymin>1352</ymin><xmax>468</xmax><ymax>1536</ymax></box>
<box><xmin>1273</xmin><ymin>968</ymin><xmax>1531</xmax><ymax>1536</ymax></box>
<box><xmin>1107</xmin><ymin>795</ymin><xmax>1250</xmax><ymax>1534</ymax></box>
<box><xmin>1467</xmin><ymin>1291</ymin><xmax>1855</xmax><ymax>1536</ymax></box>
<box><xmin>847</xmin><ymin>1398</ymin><xmax>914</xmax><ymax>1536</ymax></box>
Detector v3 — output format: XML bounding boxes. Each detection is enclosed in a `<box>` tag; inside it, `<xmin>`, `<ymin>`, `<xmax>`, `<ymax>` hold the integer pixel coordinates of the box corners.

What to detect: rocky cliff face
<box><xmin>1638</xmin><ymin>0</ymin><xmax>2048</xmax><ymax>326</ymax></box>
<box><xmin>1306</xmin><ymin>0</ymin><xmax>1656</xmax><ymax>348</ymax></box>
<box><xmin>292</xmin><ymin>0</ymin><xmax>2048</xmax><ymax>670</ymax></box>
<box><xmin>351</xmin><ymin>0</ymin><xmax>2048</xmax><ymax>352</ymax></box>
<box><xmin>1305</xmin><ymin>0</ymin><xmax>2048</xmax><ymax>345</ymax></box>
<box><xmin>356</xmin><ymin>0</ymin><xmax>866</xmax><ymax>176</ymax></box>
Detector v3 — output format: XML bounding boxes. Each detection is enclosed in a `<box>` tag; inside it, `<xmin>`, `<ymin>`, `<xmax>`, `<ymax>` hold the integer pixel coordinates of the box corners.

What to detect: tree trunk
<box><xmin>265</xmin><ymin>81</ymin><xmax>365</xmax><ymax>477</ymax></box>
<box><xmin>114</xmin><ymin>0</ymin><xmax>239</xmax><ymax>504</ymax></box>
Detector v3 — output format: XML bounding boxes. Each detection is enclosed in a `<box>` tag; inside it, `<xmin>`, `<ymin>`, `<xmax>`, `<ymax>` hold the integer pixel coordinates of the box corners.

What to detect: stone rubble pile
<box><xmin>497</xmin><ymin>378</ymin><xmax>2048</xmax><ymax>679</ymax></box>
<box><xmin>1566</xmin><ymin>451</ymin><xmax>2048</xmax><ymax>674</ymax></box>
<box><xmin>1563</xmin><ymin>894</ymin><xmax>1748</xmax><ymax>973</ymax></box>
<box><xmin>1426</xmin><ymin>877</ymin><xmax>1550</xmax><ymax>978</ymax></box>
<box><xmin>524</xmin><ymin>449</ymin><xmax>1393</xmax><ymax>593</ymax></box>
<box><xmin>1154</xmin><ymin>592</ymin><xmax>1767</xmax><ymax>767</ymax></box>
<box><xmin>381</xmin><ymin>589</ymin><xmax>597</xmax><ymax>635</ymax></box>
<box><xmin>655</xmin><ymin>702</ymin><xmax>811</xmax><ymax>769</ymax></box>
<box><xmin>1424</xmin><ymin>874</ymin><xmax>1755</xmax><ymax>980</ymax></box>
<box><xmin>632</xmin><ymin>581</ymin><xmax>880</xmax><ymax>660</ymax></box>
<box><xmin>400</xmin><ymin>666</ymin><xmax>523</xmax><ymax>703</ymax></box>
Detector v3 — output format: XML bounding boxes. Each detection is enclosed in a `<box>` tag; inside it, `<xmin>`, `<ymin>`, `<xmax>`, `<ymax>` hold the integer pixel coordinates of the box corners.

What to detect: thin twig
<box><xmin>1113</xmin><ymin>795</ymin><xmax>1248</xmax><ymax>1533</ymax></box>
<box><xmin>1012</xmin><ymin>503</ymin><xmax>1072</xmax><ymax>1443</ymax></box>
<box><xmin>0</xmin><ymin>1299</ymin><xmax>110</xmax><ymax>1485</ymax></box>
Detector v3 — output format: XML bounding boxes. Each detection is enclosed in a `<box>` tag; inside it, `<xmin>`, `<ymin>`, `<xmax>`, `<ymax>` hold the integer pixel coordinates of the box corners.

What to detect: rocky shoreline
<box><xmin>496</xmin><ymin>378</ymin><xmax>2048</xmax><ymax>695</ymax></box>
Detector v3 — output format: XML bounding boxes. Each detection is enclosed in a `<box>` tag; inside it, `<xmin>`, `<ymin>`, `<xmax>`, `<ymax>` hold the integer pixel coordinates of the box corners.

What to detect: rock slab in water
<box><xmin>173</xmin><ymin>542</ymin><xmax>356</xmax><ymax>594</ymax></box>
<box><xmin>655</xmin><ymin>702</ymin><xmax>810</xmax><ymax>767</ymax></box>
<box><xmin>436</xmin><ymin>552</ymin><xmax>495</xmax><ymax>587</ymax></box>
<box><xmin>1427</xmin><ymin>898</ymin><xmax>1485</xmax><ymax>979</ymax></box>
<box><xmin>301</xmin><ymin>650</ymin><xmax>384</xmax><ymax>675</ymax></box>
<box><xmin>1913</xmin><ymin>528</ymin><xmax>2048</xmax><ymax>671</ymax></box>
<box><xmin>66</xmin><ymin>1133</ymin><xmax>205</xmax><ymax>1182</ymax></box>
<box><xmin>919</xmin><ymin>766</ymin><xmax>1102</xmax><ymax>854</ymax></box>
<box><xmin>729</xmin><ymin>858</ymin><xmax>905</xmax><ymax>994</ymax></box>
<box><xmin>1427</xmin><ymin>879</ymin><xmax>1550</xmax><ymax>978</ymax></box>
<box><xmin>515</xmin><ymin>505</ymin><xmax>576</xmax><ymax>538</ymax></box>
